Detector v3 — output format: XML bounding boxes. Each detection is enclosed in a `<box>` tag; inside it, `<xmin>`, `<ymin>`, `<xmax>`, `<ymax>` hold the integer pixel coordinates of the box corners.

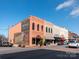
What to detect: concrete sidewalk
<box><xmin>0</xmin><ymin>45</ymin><xmax>79</xmax><ymax>55</ymax></box>
<box><xmin>45</xmin><ymin>45</ymin><xmax>79</xmax><ymax>53</ymax></box>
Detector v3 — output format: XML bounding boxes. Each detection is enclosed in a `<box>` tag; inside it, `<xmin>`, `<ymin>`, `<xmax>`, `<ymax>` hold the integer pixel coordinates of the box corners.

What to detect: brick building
<box><xmin>9</xmin><ymin>16</ymin><xmax>68</xmax><ymax>47</ymax></box>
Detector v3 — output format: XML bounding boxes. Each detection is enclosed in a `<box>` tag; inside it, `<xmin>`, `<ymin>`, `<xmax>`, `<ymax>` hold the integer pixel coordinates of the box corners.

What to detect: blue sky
<box><xmin>0</xmin><ymin>0</ymin><xmax>79</xmax><ymax>37</ymax></box>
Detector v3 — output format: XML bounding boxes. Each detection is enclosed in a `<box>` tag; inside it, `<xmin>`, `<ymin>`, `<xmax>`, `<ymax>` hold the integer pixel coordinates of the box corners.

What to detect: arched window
<box><xmin>37</xmin><ymin>24</ymin><xmax>39</xmax><ymax>31</ymax></box>
<box><xmin>49</xmin><ymin>28</ymin><xmax>50</xmax><ymax>33</ymax></box>
<box><xmin>41</xmin><ymin>25</ymin><xmax>43</xmax><ymax>31</ymax></box>
<box><xmin>51</xmin><ymin>28</ymin><xmax>52</xmax><ymax>33</ymax></box>
<box><xmin>46</xmin><ymin>27</ymin><xmax>48</xmax><ymax>32</ymax></box>
<box><xmin>32</xmin><ymin>23</ymin><xmax>35</xmax><ymax>30</ymax></box>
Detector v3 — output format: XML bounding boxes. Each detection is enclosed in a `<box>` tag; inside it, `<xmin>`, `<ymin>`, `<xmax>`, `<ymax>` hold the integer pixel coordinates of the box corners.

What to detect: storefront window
<box><xmin>32</xmin><ymin>38</ymin><xmax>36</xmax><ymax>44</ymax></box>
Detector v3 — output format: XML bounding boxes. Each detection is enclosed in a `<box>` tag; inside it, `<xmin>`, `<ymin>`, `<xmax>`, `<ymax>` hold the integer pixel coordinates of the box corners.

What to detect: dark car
<box><xmin>2</xmin><ymin>42</ymin><xmax>13</xmax><ymax>47</ymax></box>
<box><xmin>0</xmin><ymin>43</ymin><xmax>2</xmax><ymax>46</ymax></box>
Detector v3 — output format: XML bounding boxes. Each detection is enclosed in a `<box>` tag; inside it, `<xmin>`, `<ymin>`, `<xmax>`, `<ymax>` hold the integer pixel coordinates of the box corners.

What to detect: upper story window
<box><xmin>46</xmin><ymin>27</ymin><xmax>48</xmax><ymax>32</ymax></box>
<box><xmin>49</xmin><ymin>28</ymin><xmax>50</xmax><ymax>33</ymax></box>
<box><xmin>32</xmin><ymin>23</ymin><xmax>35</xmax><ymax>30</ymax></box>
<box><xmin>51</xmin><ymin>28</ymin><xmax>52</xmax><ymax>33</ymax></box>
<box><xmin>37</xmin><ymin>24</ymin><xmax>39</xmax><ymax>31</ymax></box>
<box><xmin>41</xmin><ymin>25</ymin><xmax>43</xmax><ymax>31</ymax></box>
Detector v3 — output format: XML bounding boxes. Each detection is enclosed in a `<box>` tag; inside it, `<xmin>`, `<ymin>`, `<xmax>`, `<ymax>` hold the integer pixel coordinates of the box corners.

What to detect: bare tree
<box><xmin>0</xmin><ymin>34</ymin><xmax>7</xmax><ymax>43</ymax></box>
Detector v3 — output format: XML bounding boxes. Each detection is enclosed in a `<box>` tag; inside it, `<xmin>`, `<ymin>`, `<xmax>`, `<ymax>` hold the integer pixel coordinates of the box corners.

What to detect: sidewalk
<box><xmin>44</xmin><ymin>45</ymin><xmax>79</xmax><ymax>53</ymax></box>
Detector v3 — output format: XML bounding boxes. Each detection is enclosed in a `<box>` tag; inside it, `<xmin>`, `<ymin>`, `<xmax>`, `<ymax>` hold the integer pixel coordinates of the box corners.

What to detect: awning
<box><xmin>45</xmin><ymin>36</ymin><xmax>54</xmax><ymax>40</ymax></box>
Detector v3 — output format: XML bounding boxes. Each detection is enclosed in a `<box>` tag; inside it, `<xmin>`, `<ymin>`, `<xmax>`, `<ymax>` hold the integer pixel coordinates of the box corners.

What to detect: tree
<box><xmin>0</xmin><ymin>34</ymin><xmax>7</xmax><ymax>43</ymax></box>
<box><xmin>39</xmin><ymin>38</ymin><xmax>45</xmax><ymax>47</ymax></box>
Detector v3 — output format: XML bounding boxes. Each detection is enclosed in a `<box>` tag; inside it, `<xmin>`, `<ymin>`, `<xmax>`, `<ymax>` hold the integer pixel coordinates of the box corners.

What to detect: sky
<box><xmin>0</xmin><ymin>0</ymin><xmax>79</xmax><ymax>37</ymax></box>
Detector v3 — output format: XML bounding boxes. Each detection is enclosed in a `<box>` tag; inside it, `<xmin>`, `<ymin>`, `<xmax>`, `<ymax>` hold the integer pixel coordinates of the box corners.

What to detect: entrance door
<box><xmin>32</xmin><ymin>38</ymin><xmax>41</xmax><ymax>46</ymax></box>
<box><xmin>36</xmin><ymin>38</ymin><xmax>40</xmax><ymax>45</ymax></box>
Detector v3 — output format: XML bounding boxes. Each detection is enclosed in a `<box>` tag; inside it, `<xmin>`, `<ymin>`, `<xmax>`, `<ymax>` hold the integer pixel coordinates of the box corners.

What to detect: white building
<box><xmin>53</xmin><ymin>25</ymin><xmax>68</xmax><ymax>40</ymax></box>
<box><xmin>44</xmin><ymin>21</ymin><xmax>54</xmax><ymax>40</ymax></box>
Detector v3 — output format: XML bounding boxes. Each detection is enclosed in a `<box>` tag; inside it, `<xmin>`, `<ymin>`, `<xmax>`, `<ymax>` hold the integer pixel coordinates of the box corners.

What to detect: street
<box><xmin>0</xmin><ymin>45</ymin><xmax>79</xmax><ymax>59</ymax></box>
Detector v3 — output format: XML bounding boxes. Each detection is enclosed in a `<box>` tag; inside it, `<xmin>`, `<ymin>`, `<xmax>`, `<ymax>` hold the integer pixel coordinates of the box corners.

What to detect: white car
<box><xmin>68</xmin><ymin>41</ymin><xmax>79</xmax><ymax>48</ymax></box>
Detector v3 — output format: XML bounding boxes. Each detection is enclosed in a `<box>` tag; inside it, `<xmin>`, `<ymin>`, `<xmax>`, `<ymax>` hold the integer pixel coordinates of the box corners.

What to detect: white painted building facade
<box><xmin>44</xmin><ymin>21</ymin><xmax>54</xmax><ymax>40</ymax></box>
<box><xmin>53</xmin><ymin>25</ymin><xmax>68</xmax><ymax>40</ymax></box>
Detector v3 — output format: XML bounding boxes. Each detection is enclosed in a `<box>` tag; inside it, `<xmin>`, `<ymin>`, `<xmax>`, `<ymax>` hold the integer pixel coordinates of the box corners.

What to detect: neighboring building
<box><xmin>9</xmin><ymin>16</ymin><xmax>69</xmax><ymax>47</ymax></box>
<box><xmin>53</xmin><ymin>25</ymin><xmax>68</xmax><ymax>39</ymax></box>
<box><xmin>53</xmin><ymin>25</ymin><xmax>61</xmax><ymax>37</ymax></box>
<box><xmin>68</xmin><ymin>31</ymin><xmax>79</xmax><ymax>41</ymax></box>
<box><xmin>59</xmin><ymin>27</ymin><xmax>68</xmax><ymax>40</ymax></box>
<box><xmin>53</xmin><ymin>25</ymin><xmax>68</xmax><ymax>44</ymax></box>
<box><xmin>44</xmin><ymin>21</ymin><xmax>54</xmax><ymax>45</ymax></box>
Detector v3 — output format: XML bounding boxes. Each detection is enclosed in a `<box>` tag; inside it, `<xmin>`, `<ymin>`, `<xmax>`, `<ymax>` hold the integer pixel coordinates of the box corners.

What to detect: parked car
<box><xmin>57</xmin><ymin>41</ymin><xmax>64</xmax><ymax>45</ymax></box>
<box><xmin>57</xmin><ymin>42</ymin><xmax>62</xmax><ymax>45</ymax></box>
<box><xmin>0</xmin><ymin>42</ymin><xmax>2</xmax><ymax>46</ymax></box>
<box><xmin>2</xmin><ymin>42</ymin><xmax>13</xmax><ymax>47</ymax></box>
<box><xmin>68</xmin><ymin>40</ymin><xmax>79</xmax><ymax>48</ymax></box>
<box><xmin>64</xmin><ymin>41</ymin><xmax>68</xmax><ymax>45</ymax></box>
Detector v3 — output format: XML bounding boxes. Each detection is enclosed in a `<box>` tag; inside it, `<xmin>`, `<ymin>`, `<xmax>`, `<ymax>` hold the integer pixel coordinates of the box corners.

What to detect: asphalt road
<box><xmin>0</xmin><ymin>46</ymin><xmax>79</xmax><ymax>59</ymax></box>
<box><xmin>0</xmin><ymin>47</ymin><xmax>40</xmax><ymax>54</ymax></box>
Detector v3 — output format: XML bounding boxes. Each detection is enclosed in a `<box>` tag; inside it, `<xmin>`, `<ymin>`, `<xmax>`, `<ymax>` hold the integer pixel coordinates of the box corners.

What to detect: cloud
<box><xmin>70</xmin><ymin>8</ymin><xmax>79</xmax><ymax>16</ymax></box>
<box><xmin>56</xmin><ymin>0</ymin><xmax>79</xmax><ymax>17</ymax></box>
<box><xmin>56</xmin><ymin>0</ymin><xmax>75</xmax><ymax>10</ymax></box>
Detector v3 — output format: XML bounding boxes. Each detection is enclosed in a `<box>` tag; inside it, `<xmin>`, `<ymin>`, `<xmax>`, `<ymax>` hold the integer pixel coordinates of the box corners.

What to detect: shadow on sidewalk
<box><xmin>0</xmin><ymin>49</ymin><xmax>79</xmax><ymax>59</ymax></box>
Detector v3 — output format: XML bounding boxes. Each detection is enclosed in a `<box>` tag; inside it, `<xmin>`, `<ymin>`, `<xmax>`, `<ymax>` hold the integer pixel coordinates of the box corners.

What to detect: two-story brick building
<box><xmin>9</xmin><ymin>16</ymin><xmax>68</xmax><ymax>47</ymax></box>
